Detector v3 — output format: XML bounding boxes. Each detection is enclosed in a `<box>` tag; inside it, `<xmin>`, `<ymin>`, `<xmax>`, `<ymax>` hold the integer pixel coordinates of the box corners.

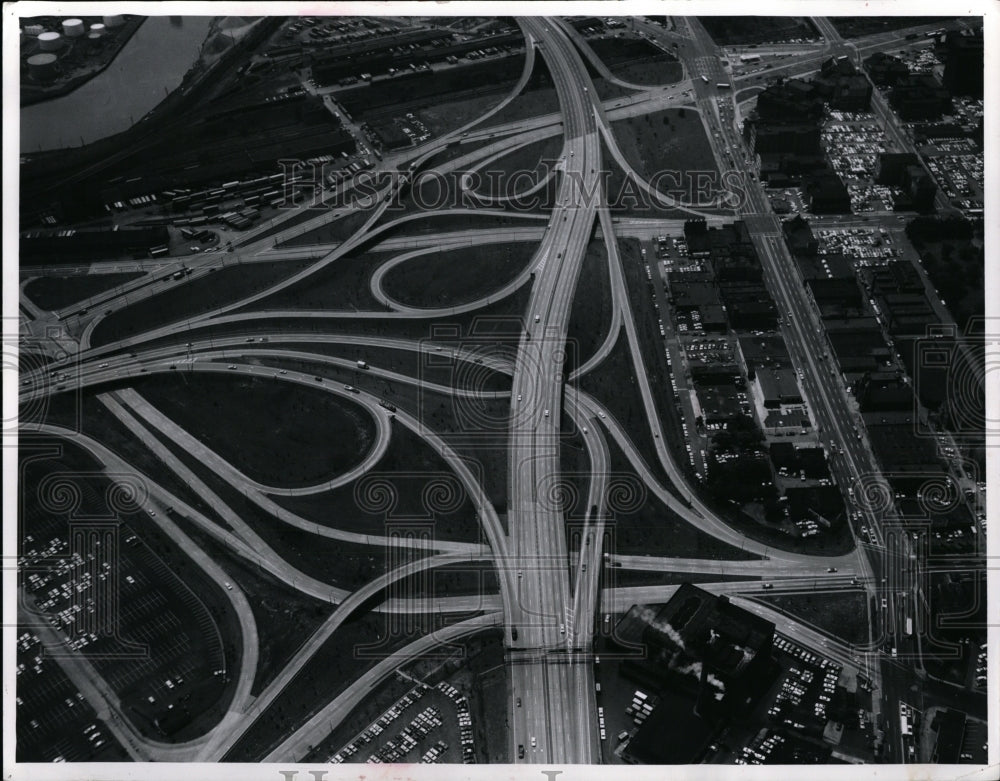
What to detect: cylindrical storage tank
<box><xmin>38</xmin><ymin>31</ymin><xmax>62</xmax><ymax>51</ymax></box>
<box><xmin>103</xmin><ymin>14</ymin><xmax>125</xmax><ymax>28</ymax></box>
<box><xmin>27</xmin><ymin>52</ymin><xmax>59</xmax><ymax>82</ymax></box>
<box><xmin>89</xmin><ymin>23</ymin><xmax>106</xmax><ymax>36</ymax></box>
<box><xmin>62</xmin><ymin>18</ymin><xmax>85</xmax><ymax>37</ymax></box>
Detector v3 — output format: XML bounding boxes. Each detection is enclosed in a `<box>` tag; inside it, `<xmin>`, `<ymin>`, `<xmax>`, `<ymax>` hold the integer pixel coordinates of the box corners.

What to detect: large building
<box><xmin>942</xmin><ymin>30</ymin><xmax>984</xmax><ymax>98</ymax></box>
<box><xmin>805</xmin><ymin>172</ymin><xmax>851</xmax><ymax>214</ymax></box>
<box><xmin>876</xmin><ymin>153</ymin><xmax>937</xmax><ymax>212</ymax></box>
<box><xmin>615</xmin><ymin>585</ymin><xmax>776</xmax><ymax>728</ymax></box>
<box><xmin>889</xmin><ymin>74</ymin><xmax>953</xmax><ymax>121</ymax></box>
<box><xmin>864</xmin><ymin>51</ymin><xmax>909</xmax><ymax>87</ymax></box>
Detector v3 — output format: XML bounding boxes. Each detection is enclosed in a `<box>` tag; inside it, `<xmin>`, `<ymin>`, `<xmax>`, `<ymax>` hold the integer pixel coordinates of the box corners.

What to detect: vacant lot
<box><xmin>481</xmin><ymin>57</ymin><xmax>561</xmax><ymax>128</ymax></box>
<box><xmin>756</xmin><ymin>592</ymin><xmax>870</xmax><ymax>645</ymax></box>
<box><xmin>417</xmin><ymin>92</ymin><xmax>507</xmax><ymax>137</ymax></box>
<box><xmin>830</xmin><ymin>16</ymin><xmax>947</xmax><ymax>39</ymax></box>
<box><xmin>609</xmin><ymin>59</ymin><xmax>684</xmax><ymax>86</ymax></box>
<box><xmin>586</xmin><ymin>36</ymin><xmax>683</xmax><ymax>86</ymax></box>
<box><xmin>381</xmin><ymin>242</ymin><xmax>536</xmax><ymax>309</ymax></box>
<box><xmin>611</xmin><ymin>108</ymin><xmax>722</xmax><ymax>208</ymax></box>
<box><xmin>699</xmin><ymin>16</ymin><xmax>819</xmax><ymax>45</ymax></box>
<box><xmin>89</xmin><ymin>259</ymin><xmax>313</xmax><ymax>346</ymax></box>
<box><xmin>138</xmin><ymin>374</ymin><xmax>377</xmax><ymax>489</ymax></box>
<box><xmin>24</xmin><ymin>272</ymin><xmax>144</xmax><ymax>311</ymax></box>
<box><xmin>337</xmin><ymin>54</ymin><xmax>526</xmax><ymax>124</ymax></box>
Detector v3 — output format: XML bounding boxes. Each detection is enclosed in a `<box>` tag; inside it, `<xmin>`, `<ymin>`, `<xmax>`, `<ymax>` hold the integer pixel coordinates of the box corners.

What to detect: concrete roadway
<box><xmin>504</xmin><ymin>17</ymin><xmax>602</xmax><ymax>765</ymax></box>
<box><xmin>23</xmin><ymin>422</ymin><xmax>261</xmax><ymax>761</ymax></box>
<box><xmin>260</xmin><ymin>612</ymin><xmax>504</xmax><ymax>763</ymax></box>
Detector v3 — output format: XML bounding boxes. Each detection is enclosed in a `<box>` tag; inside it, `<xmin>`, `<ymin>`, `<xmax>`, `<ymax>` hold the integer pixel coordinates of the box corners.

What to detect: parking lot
<box><xmin>329</xmin><ymin>680</ymin><xmax>477</xmax><ymax>765</ymax></box>
<box><xmin>816</xmin><ymin>226</ymin><xmax>899</xmax><ymax>267</ymax></box>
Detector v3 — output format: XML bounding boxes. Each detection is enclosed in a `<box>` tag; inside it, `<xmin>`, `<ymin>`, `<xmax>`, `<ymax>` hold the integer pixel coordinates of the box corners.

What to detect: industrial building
<box><xmin>614</xmin><ymin>586</ymin><xmax>777</xmax><ymax>739</ymax></box>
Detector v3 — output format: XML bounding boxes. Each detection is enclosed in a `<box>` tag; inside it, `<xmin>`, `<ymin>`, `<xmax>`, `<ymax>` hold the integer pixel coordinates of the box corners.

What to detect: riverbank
<box><xmin>20</xmin><ymin>16</ymin><xmax>146</xmax><ymax>107</ymax></box>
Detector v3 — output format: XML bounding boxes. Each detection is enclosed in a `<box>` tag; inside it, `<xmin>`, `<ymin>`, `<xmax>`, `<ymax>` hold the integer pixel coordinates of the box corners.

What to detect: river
<box><xmin>20</xmin><ymin>16</ymin><xmax>216</xmax><ymax>153</ymax></box>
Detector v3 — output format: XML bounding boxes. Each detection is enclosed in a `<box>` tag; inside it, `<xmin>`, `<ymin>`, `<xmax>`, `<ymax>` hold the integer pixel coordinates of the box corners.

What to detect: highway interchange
<box><xmin>17</xmin><ymin>14</ymin><xmax>989</xmax><ymax>768</ymax></box>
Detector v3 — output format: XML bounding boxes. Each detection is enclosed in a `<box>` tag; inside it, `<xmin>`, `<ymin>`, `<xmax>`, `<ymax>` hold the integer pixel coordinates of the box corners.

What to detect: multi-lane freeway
<box><xmin>16</xmin><ymin>12</ymin><xmax>988</xmax><ymax>769</ymax></box>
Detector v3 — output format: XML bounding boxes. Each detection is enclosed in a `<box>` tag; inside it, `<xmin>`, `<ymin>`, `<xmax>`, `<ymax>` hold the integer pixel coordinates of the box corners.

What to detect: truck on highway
<box><xmin>905</xmin><ymin>617</ymin><xmax>913</xmax><ymax>636</ymax></box>
<box><xmin>357</xmin><ymin>360</ymin><xmax>369</xmax><ymax>369</ymax></box>
<box><xmin>717</xmin><ymin>83</ymin><xmax>731</xmax><ymax>89</ymax></box>
<box><xmin>700</xmin><ymin>75</ymin><xmax>709</xmax><ymax>83</ymax></box>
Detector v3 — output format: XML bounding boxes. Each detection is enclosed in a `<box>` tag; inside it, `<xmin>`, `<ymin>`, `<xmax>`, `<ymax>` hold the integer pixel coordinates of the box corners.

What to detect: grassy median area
<box><xmin>602</xmin><ymin>438</ymin><xmax>759</xmax><ymax>561</ymax></box>
<box><xmin>39</xmin><ymin>391</ymin><xmax>226</xmax><ymax>526</ymax></box>
<box><xmin>475</xmin><ymin>135</ymin><xmax>562</xmax><ymax>199</ymax></box>
<box><xmin>381</xmin><ymin>242</ymin><xmax>537</xmax><ymax>309</ymax></box>
<box><xmin>585</xmin><ymin>36</ymin><xmax>684</xmax><ymax>86</ymax></box>
<box><xmin>566</xmin><ymin>233</ymin><xmax>613</xmax><ymax>374</ymax></box>
<box><xmin>271</xmin><ymin>420</ymin><xmax>481</xmax><ymax>544</ymax></box>
<box><xmin>137</xmin><ymin>374</ymin><xmax>377</xmax><ymax>489</ymax></box>
<box><xmin>578</xmin><ymin>326</ymin><xmax>669</xmax><ymax>487</ymax></box>
<box><xmin>240</xmin><ymin>250</ymin><xmax>392</xmax><ymax>312</ymax></box>
<box><xmin>251</xmin><ymin>354</ymin><xmax>512</xmax><ymax>524</ymax></box>
<box><xmin>175</xmin><ymin>516</ymin><xmax>333</xmax><ymax>697</ymax></box>
<box><xmin>89</xmin><ymin>259</ymin><xmax>313</xmax><ymax>347</ymax></box>
<box><xmin>24</xmin><ymin>272</ymin><xmax>145</xmax><ymax>311</ymax></box>
<box><xmin>610</xmin><ymin>108</ymin><xmax>722</xmax><ymax>208</ymax></box>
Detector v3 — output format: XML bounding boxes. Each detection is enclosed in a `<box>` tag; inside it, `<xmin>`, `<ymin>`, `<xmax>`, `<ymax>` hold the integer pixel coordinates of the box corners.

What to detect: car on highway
<box><xmin>531</xmin><ymin>737</ymin><xmax>537</xmax><ymax>748</ymax></box>
<box><xmin>544</xmin><ymin>409</ymin><xmax>549</xmax><ymax>417</ymax></box>
<box><xmin>228</xmin><ymin>365</ymin><xmax>237</xmax><ymax>370</ymax></box>
<box><xmin>518</xmin><ymin>745</ymin><xmax>525</xmax><ymax>759</ymax></box>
